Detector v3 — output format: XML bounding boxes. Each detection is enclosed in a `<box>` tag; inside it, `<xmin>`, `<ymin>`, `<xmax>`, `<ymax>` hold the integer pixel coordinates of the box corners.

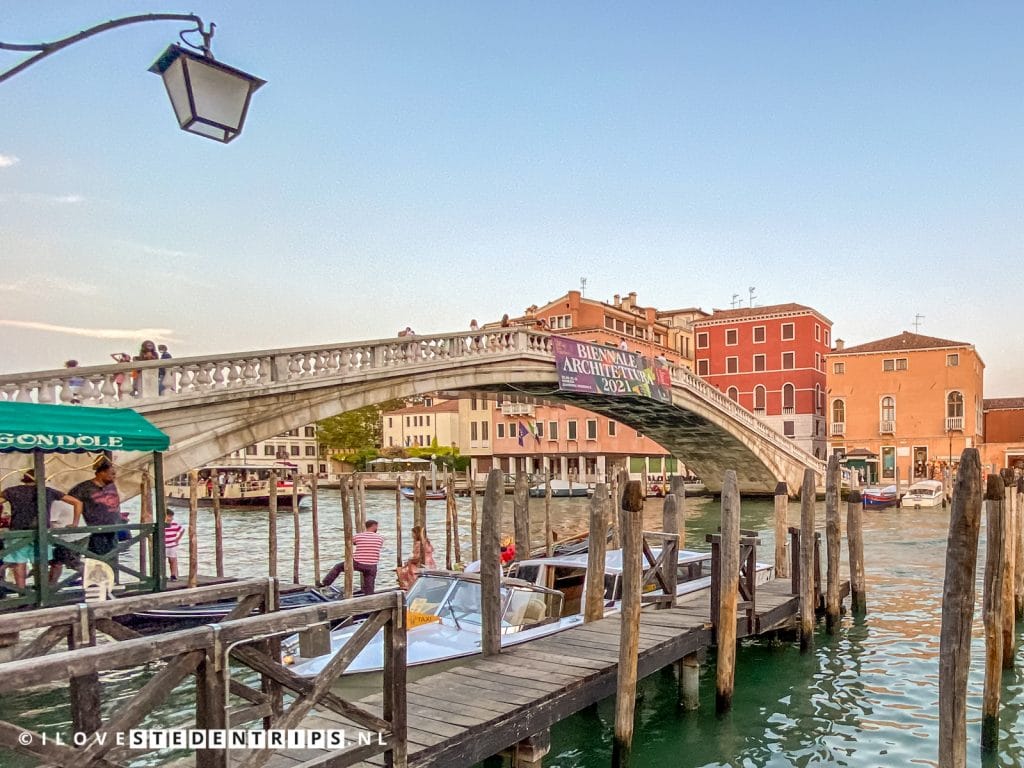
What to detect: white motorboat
<box><xmin>529</xmin><ymin>478</ymin><xmax>591</xmax><ymax>497</ymax></box>
<box><xmin>284</xmin><ymin>546</ymin><xmax>772</xmax><ymax>694</ymax></box>
<box><xmin>901</xmin><ymin>479</ymin><xmax>945</xmax><ymax>508</ymax></box>
<box><xmin>165</xmin><ymin>460</ymin><xmax>311</xmax><ymax>507</ymax></box>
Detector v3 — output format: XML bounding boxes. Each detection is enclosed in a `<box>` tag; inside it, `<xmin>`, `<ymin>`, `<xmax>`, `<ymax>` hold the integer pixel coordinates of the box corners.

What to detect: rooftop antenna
<box><xmin>913</xmin><ymin>313</ymin><xmax>925</xmax><ymax>332</ymax></box>
<box><xmin>730</xmin><ymin>293</ymin><xmax>741</xmax><ymax>309</ymax></box>
<box><xmin>580</xmin><ymin>276</ymin><xmax>587</xmax><ymax>297</ymax></box>
<box><xmin>748</xmin><ymin>286</ymin><xmax>757</xmax><ymax>307</ymax></box>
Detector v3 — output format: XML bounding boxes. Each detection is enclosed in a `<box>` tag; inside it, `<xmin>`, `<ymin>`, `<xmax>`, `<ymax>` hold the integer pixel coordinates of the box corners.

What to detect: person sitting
<box><xmin>500</xmin><ymin>535</ymin><xmax>516</xmax><ymax>565</ymax></box>
<box><xmin>397</xmin><ymin>525</ymin><xmax>436</xmax><ymax>590</ymax></box>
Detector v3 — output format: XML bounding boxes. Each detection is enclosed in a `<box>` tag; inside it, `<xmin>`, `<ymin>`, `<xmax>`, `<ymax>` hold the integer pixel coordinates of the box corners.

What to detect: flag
<box><xmin>528</xmin><ymin>421</ymin><xmax>540</xmax><ymax>441</ymax></box>
<box><xmin>518</xmin><ymin>422</ymin><xmax>529</xmax><ymax>446</ymax></box>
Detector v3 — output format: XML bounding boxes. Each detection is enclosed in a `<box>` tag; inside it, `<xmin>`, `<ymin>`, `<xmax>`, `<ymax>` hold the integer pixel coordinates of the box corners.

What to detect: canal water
<box><xmin>2</xmin><ymin>489</ymin><xmax>1023</xmax><ymax>767</ymax></box>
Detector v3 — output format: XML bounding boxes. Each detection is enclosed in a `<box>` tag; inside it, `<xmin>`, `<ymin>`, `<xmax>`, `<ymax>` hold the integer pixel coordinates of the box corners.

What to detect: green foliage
<box><xmin>316</xmin><ymin>398</ymin><xmax>405</xmax><ymax>450</ymax></box>
<box><xmin>335</xmin><ymin>447</ymin><xmax>380</xmax><ymax>471</ymax></box>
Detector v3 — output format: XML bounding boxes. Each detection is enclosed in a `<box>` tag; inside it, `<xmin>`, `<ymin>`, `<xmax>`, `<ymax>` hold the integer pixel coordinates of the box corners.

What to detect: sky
<box><xmin>2</xmin><ymin>2</ymin><xmax>1022</xmax><ymax>394</ymax></box>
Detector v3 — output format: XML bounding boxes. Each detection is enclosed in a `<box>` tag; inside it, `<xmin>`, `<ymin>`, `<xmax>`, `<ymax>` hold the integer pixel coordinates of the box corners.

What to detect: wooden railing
<box><xmin>788</xmin><ymin>526</ymin><xmax>822</xmax><ymax>607</ymax></box>
<box><xmin>0</xmin><ymin>583</ymin><xmax>407</xmax><ymax>768</ymax></box>
<box><xmin>639</xmin><ymin>530</ymin><xmax>680</xmax><ymax>608</ymax></box>
<box><xmin>708</xmin><ymin>529</ymin><xmax>762</xmax><ymax>635</ymax></box>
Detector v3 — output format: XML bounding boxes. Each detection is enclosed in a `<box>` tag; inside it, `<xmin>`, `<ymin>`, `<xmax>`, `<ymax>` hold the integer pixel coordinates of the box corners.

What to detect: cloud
<box><xmin>113</xmin><ymin>240</ymin><xmax>202</xmax><ymax>261</ymax></box>
<box><xmin>0</xmin><ymin>192</ymin><xmax>84</xmax><ymax>204</ymax></box>
<box><xmin>0</xmin><ymin>320</ymin><xmax>177</xmax><ymax>343</ymax></box>
<box><xmin>0</xmin><ymin>276</ymin><xmax>99</xmax><ymax>296</ymax></box>
<box><xmin>0</xmin><ymin>154</ymin><xmax>19</xmax><ymax>168</ymax></box>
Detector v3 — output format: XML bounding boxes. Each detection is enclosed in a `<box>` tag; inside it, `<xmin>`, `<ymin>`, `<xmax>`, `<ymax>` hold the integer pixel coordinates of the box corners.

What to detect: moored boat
<box><xmin>399</xmin><ymin>486</ymin><xmax>447</xmax><ymax>501</ymax></box>
<box><xmin>901</xmin><ymin>479</ymin><xmax>945</xmax><ymax>508</ymax></box>
<box><xmin>862</xmin><ymin>484</ymin><xmax>899</xmax><ymax>509</ymax></box>
<box><xmin>165</xmin><ymin>460</ymin><xmax>311</xmax><ymax>507</ymax></box>
<box><xmin>528</xmin><ymin>479</ymin><xmax>590</xmax><ymax>498</ymax></box>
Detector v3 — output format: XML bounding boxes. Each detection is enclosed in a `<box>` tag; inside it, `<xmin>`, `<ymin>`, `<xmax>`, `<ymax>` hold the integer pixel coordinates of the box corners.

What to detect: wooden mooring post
<box><xmin>613</xmin><ymin>481</ymin><xmax>644</xmax><ymax>767</ymax></box>
<box><xmin>610</xmin><ymin>472</ymin><xmax>621</xmax><ymax>549</ymax></box>
<box><xmin>1002</xmin><ymin>473</ymin><xmax>1016</xmax><ymax>669</ymax></box>
<box><xmin>414</xmin><ymin>474</ymin><xmax>427</xmax><ymax>532</ymax></box>
<box><xmin>309</xmin><ymin>473</ymin><xmax>320</xmax><ymax>584</ymax></box>
<box><xmin>268</xmin><ymin>470</ymin><xmax>278</xmax><ymax>579</ymax></box>
<box><xmin>514</xmin><ymin>471</ymin><xmax>530</xmax><ymax>561</ymax></box>
<box><xmin>982</xmin><ymin>474</ymin><xmax>1006</xmax><ymax>752</ymax></box>
<box><xmin>340</xmin><ymin>478</ymin><xmax>355</xmax><ymax>598</ymax></box>
<box><xmin>584</xmin><ymin>484</ymin><xmax>608</xmax><ymax>623</ymax></box>
<box><xmin>139</xmin><ymin>472</ymin><xmax>152</xmax><ymax>576</ymax></box>
<box><xmin>545</xmin><ymin>469</ymin><xmax>554</xmax><ymax>557</ymax></box>
<box><xmin>292</xmin><ymin>479</ymin><xmax>301</xmax><ymax>586</ymax></box>
<box><xmin>716</xmin><ymin>470</ymin><xmax>740</xmax><ymax>713</ymax></box>
<box><xmin>395</xmin><ymin>480</ymin><xmax>404</xmax><ymax>571</ymax></box>
<box><xmin>211</xmin><ymin>474</ymin><xmax>224</xmax><ymax>578</ymax></box>
<box><xmin>669</xmin><ymin>475</ymin><xmax>686</xmax><ymax>549</ymax></box>
<box><xmin>847</xmin><ymin>489</ymin><xmax>866</xmax><ymax>615</ymax></box>
<box><xmin>469</xmin><ymin>473</ymin><xmax>479</xmax><ymax>562</ymax></box>
<box><xmin>1017</xmin><ymin>477</ymin><xmax>1024</xmax><ymax>619</ymax></box>
<box><xmin>774</xmin><ymin>481</ymin><xmax>789</xmax><ymax>579</ymax></box>
<box><xmin>825</xmin><ymin>456</ymin><xmax>841</xmax><ymax>633</ymax></box>
<box><xmin>662</xmin><ymin>490</ymin><xmax>680</xmax><ymax>600</ymax></box>
<box><xmin>188</xmin><ymin>470</ymin><xmax>199</xmax><ymax>588</ymax></box>
<box><xmin>938</xmin><ymin>449</ymin><xmax>982</xmax><ymax>768</ymax></box>
<box><xmin>799</xmin><ymin>468</ymin><xmax>816</xmax><ymax>652</ymax></box>
<box><xmin>447</xmin><ymin>475</ymin><xmax>461</xmax><ymax>567</ymax></box>
<box><xmin>480</xmin><ymin>468</ymin><xmax>504</xmax><ymax>656</ymax></box>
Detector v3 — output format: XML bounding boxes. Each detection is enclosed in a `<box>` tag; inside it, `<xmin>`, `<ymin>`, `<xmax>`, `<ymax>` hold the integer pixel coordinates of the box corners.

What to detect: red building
<box><xmin>692</xmin><ymin>303</ymin><xmax>832</xmax><ymax>457</ymax></box>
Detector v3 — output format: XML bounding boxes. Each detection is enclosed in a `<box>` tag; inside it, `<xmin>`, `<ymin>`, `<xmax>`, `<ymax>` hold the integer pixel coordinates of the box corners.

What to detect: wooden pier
<box><xmin>264</xmin><ymin>576</ymin><xmax>846</xmax><ymax>768</ymax></box>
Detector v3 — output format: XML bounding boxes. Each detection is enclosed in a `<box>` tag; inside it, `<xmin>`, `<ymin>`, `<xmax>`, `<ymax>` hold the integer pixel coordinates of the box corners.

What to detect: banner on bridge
<box><xmin>551</xmin><ymin>336</ymin><xmax>672</xmax><ymax>403</ymax></box>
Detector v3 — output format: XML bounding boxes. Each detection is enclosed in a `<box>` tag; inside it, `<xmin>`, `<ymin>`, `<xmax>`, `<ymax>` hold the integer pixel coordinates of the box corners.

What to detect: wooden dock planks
<box><xmin>263</xmin><ymin>576</ymin><xmax>845</xmax><ymax>768</ymax></box>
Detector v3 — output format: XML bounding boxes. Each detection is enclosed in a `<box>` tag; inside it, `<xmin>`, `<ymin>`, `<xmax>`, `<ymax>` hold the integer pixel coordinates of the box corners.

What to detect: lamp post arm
<box><xmin>0</xmin><ymin>13</ymin><xmax>204</xmax><ymax>85</ymax></box>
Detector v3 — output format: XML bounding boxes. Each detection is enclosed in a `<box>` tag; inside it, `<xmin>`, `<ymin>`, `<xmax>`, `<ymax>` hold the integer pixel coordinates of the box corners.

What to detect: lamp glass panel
<box><xmin>183</xmin><ymin>57</ymin><xmax>252</xmax><ymax>131</ymax></box>
<box><xmin>186</xmin><ymin>122</ymin><xmax>234</xmax><ymax>142</ymax></box>
<box><xmin>160</xmin><ymin>57</ymin><xmax>194</xmax><ymax>128</ymax></box>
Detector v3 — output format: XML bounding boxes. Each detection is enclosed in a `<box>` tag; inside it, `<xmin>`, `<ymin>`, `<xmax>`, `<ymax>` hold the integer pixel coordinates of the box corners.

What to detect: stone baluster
<box><xmin>211</xmin><ymin>362</ymin><xmax>226</xmax><ymax>389</ymax></box>
<box><xmin>98</xmin><ymin>374</ymin><xmax>117</xmax><ymax>402</ymax></box>
<box><xmin>38</xmin><ymin>379</ymin><xmax>58</xmax><ymax>404</ymax></box>
<box><xmin>257</xmin><ymin>356</ymin><xmax>272</xmax><ymax>384</ymax></box>
<box><xmin>15</xmin><ymin>383</ymin><xmax>35</xmax><ymax>402</ymax></box>
<box><xmin>287</xmin><ymin>354</ymin><xmax>301</xmax><ymax>380</ymax></box>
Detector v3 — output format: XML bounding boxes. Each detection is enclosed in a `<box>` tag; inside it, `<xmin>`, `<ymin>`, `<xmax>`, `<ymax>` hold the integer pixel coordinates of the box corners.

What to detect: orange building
<box><xmin>827</xmin><ymin>331</ymin><xmax>984</xmax><ymax>486</ymax></box>
<box><xmin>980</xmin><ymin>398</ymin><xmax>1024</xmax><ymax>474</ymax></box>
<box><xmin>477</xmin><ymin>290</ymin><xmax>708</xmax><ymax>482</ymax></box>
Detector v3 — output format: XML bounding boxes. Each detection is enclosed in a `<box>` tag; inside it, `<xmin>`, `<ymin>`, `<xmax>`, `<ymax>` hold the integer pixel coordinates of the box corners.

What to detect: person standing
<box><xmin>157</xmin><ymin>344</ymin><xmax>172</xmax><ymax>393</ymax></box>
<box><xmin>64</xmin><ymin>360</ymin><xmax>84</xmax><ymax>404</ymax></box>
<box><xmin>131</xmin><ymin>340</ymin><xmax>159</xmax><ymax>396</ymax></box>
<box><xmin>0</xmin><ymin>470</ymin><xmax>82</xmax><ymax>588</ymax></box>
<box><xmin>164</xmin><ymin>510</ymin><xmax>184</xmax><ymax>580</ymax></box>
<box><xmin>318</xmin><ymin>519</ymin><xmax>384</xmax><ymax>594</ymax></box>
<box><xmin>396</xmin><ymin>525</ymin><xmax>436</xmax><ymax>590</ymax></box>
<box><xmin>69</xmin><ymin>458</ymin><xmax>123</xmax><ymax>560</ymax></box>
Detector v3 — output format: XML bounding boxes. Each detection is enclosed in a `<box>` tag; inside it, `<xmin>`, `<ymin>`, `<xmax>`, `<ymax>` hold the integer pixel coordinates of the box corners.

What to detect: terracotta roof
<box><xmin>984</xmin><ymin>397</ymin><xmax>1024</xmax><ymax>411</ymax></box>
<box><xmin>692</xmin><ymin>302</ymin><xmax>830</xmax><ymax>324</ymax></box>
<box><xmin>835</xmin><ymin>331</ymin><xmax>971</xmax><ymax>355</ymax></box>
<box><xmin>844</xmin><ymin>448</ymin><xmax>879</xmax><ymax>458</ymax></box>
<box><xmin>387</xmin><ymin>399</ymin><xmax>460</xmax><ymax>414</ymax></box>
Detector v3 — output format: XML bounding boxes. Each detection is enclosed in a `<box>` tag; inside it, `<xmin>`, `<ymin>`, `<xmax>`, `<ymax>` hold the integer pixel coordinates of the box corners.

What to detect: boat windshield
<box><xmin>406</xmin><ymin>575</ymin><xmax>456</xmax><ymax>616</ymax></box>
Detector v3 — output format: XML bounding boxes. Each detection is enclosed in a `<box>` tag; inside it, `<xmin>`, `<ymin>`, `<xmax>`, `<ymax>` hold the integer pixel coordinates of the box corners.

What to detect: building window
<box><xmin>290</xmin><ymin>445</ymin><xmax>300</xmax><ymax>456</ymax></box>
<box><xmin>782</xmin><ymin>384</ymin><xmax>795</xmax><ymax>414</ymax></box>
<box><xmin>567</xmin><ymin>420</ymin><xmax>578</xmax><ymax>440</ymax></box>
<box><xmin>832</xmin><ymin>399</ymin><xmax>845</xmax><ymax>424</ymax></box>
<box><xmin>305</xmin><ymin>446</ymin><xmax>316</xmax><ymax>456</ymax></box>
<box><xmin>246</xmin><ymin>445</ymin><xmax>258</xmax><ymax>456</ymax></box>
<box><xmin>727</xmin><ymin>386</ymin><xmax>738</xmax><ymax>402</ymax></box>
<box><xmin>696</xmin><ymin>332</ymin><xmax>709</xmax><ymax>349</ymax></box>
<box><xmin>548</xmin><ymin>421</ymin><xmax>559</xmax><ymax>440</ymax></box>
<box><xmin>815</xmin><ymin>384</ymin><xmax>822</xmax><ymax>414</ymax></box>
<box><xmin>815</xmin><ymin>324</ymin><xmax>821</xmax><ymax>341</ymax></box>
<box><xmin>947</xmin><ymin>353</ymin><xmax>959</xmax><ymax>367</ymax></box>
<box><xmin>947</xmin><ymin>391</ymin><xmax>964</xmax><ymax>418</ymax></box>
<box><xmin>264</xmin><ymin>445</ymin><xmax>276</xmax><ymax>456</ymax></box>
<box><xmin>753</xmin><ymin>354</ymin><xmax>766</xmax><ymax>372</ymax></box>
<box><xmin>304</xmin><ymin>426</ymin><xmax>316</xmax><ymax>437</ymax></box>
<box><xmin>586</xmin><ymin>420</ymin><xmax>598</xmax><ymax>440</ymax></box>
<box><xmin>497</xmin><ymin>423</ymin><xmax>505</xmax><ymax>439</ymax></box>
<box><xmin>471</xmin><ymin>422</ymin><xmax>478</xmax><ymax>441</ymax></box>
<box><xmin>881</xmin><ymin>446</ymin><xmax>896</xmax><ymax>479</ymax></box>
<box><xmin>753</xmin><ymin>326</ymin><xmax>766</xmax><ymax>343</ymax></box>
<box><xmin>783</xmin><ymin>421</ymin><xmax>795</xmax><ymax>437</ymax></box>
<box><xmin>697</xmin><ymin>359</ymin><xmax>709</xmax><ymax>376</ymax></box>
<box><xmin>426</xmin><ymin>415</ymin><xmax>431</xmax><ymax>427</ymax></box>
<box><xmin>608</xmin><ymin>421</ymin><xmax>616</xmax><ymax>436</ymax></box>
<box><xmin>824</xmin><ymin>329</ymin><xmax>830</xmax><ymax>346</ymax></box>
<box><xmin>881</xmin><ymin>396</ymin><xmax>896</xmax><ymax>423</ymax></box>
<box><xmin>471</xmin><ymin>397</ymin><xmax>478</xmax><ymax>410</ymax></box>
<box><xmin>754</xmin><ymin>385</ymin><xmax>766</xmax><ymax>413</ymax></box>
<box><xmin>388</xmin><ymin>417</ymin><xmax>393</xmax><ymax>428</ymax></box>
<box><xmin>833</xmin><ymin>362</ymin><xmax>844</xmax><ymax>374</ymax></box>
<box><xmin>884</xmin><ymin>357</ymin><xmax>909</xmax><ymax>371</ymax></box>
<box><xmin>815</xmin><ymin>352</ymin><xmax>821</xmax><ymax>370</ymax></box>
<box><xmin>782</xmin><ymin>352</ymin><xmax>795</xmax><ymax>370</ymax></box>
<box><xmin>896</xmin><ymin>358</ymin><xmax>908</xmax><ymax>370</ymax></box>
<box><xmin>726</xmin><ymin>356</ymin><xmax>739</xmax><ymax>374</ymax></box>
<box><xmin>725</xmin><ymin>329</ymin><xmax>738</xmax><ymax>346</ymax></box>
<box><xmin>536</xmin><ymin>422</ymin><xmax>544</xmax><ymax>438</ymax></box>
<box><xmin>781</xmin><ymin>323</ymin><xmax>795</xmax><ymax>340</ymax></box>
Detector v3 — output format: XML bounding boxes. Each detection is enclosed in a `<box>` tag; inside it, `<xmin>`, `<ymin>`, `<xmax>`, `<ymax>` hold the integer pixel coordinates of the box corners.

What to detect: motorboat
<box><xmin>528</xmin><ymin>479</ymin><xmax>590</xmax><ymax>498</ymax></box>
<box><xmin>399</xmin><ymin>486</ymin><xmax>447</xmax><ymax>501</ymax></box>
<box><xmin>165</xmin><ymin>460</ymin><xmax>310</xmax><ymax>508</ymax></box>
<box><xmin>901</xmin><ymin>479</ymin><xmax>945</xmax><ymax>508</ymax></box>
<box><xmin>284</xmin><ymin>546</ymin><xmax>772</xmax><ymax>693</ymax></box>
<box><xmin>862</xmin><ymin>485</ymin><xmax>899</xmax><ymax>509</ymax></box>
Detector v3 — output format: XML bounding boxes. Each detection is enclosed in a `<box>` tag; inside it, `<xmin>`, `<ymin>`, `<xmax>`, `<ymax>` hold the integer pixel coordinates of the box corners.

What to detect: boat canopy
<box><xmin>0</xmin><ymin>401</ymin><xmax>170</xmax><ymax>453</ymax></box>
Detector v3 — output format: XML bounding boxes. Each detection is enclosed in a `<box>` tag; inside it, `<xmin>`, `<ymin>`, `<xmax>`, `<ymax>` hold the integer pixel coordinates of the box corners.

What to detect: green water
<box><xmin>2</xmin><ymin>491</ymin><xmax>1022</xmax><ymax>767</ymax></box>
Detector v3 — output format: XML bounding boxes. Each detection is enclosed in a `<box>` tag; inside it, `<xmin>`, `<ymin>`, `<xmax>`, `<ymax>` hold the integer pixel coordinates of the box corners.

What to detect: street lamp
<box><xmin>0</xmin><ymin>13</ymin><xmax>264</xmax><ymax>143</ymax></box>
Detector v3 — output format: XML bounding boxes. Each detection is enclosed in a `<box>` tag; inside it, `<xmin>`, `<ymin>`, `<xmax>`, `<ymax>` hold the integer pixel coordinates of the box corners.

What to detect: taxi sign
<box><xmin>407</xmin><ymin>610</ymin><xmax>441</xmax><ymax>629</ymax></box>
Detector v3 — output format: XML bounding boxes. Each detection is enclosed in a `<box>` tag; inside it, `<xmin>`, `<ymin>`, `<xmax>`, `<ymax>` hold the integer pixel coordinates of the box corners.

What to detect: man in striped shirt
<box><xmin>318</xmin><ymin>519</ymin><xmax>384</xmax><ymax>595</ymax></box>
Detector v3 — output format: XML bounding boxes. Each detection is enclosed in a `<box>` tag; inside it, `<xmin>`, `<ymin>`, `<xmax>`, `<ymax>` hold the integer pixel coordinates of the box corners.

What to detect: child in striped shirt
<box><xmin>164</xmin><ymin>510</ymin><xmax>185</xmax><ymax>581</ymax></box>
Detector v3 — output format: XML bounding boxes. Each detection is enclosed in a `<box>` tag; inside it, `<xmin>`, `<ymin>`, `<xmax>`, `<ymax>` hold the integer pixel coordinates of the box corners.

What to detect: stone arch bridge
<box><xmin>0</xmin><ymin>330</ymin><xmax>825</xmax><ymax>496</ymax></box>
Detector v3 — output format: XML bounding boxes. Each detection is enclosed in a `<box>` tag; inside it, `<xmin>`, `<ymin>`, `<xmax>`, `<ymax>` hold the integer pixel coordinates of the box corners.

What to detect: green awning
<box><xmin>0</xmin><ymin>401</ymin><xmax>169</xmax><ymax>453</ymax></box>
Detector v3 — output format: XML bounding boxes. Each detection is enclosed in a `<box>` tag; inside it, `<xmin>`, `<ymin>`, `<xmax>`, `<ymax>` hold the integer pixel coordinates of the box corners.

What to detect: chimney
<box><xmin>835</xmin><ymin>339</ymin><xmax>845</xmax><ymax>351</ymax></box>
<box><xmin>613</xmin><ymin>294</ymin><xmax>620</xmax><ymax>306</ymax></box>
<box><xmin>627</xmin><ymin>291</ymin><xmax>637</xmax><ymax>308</ymax></box>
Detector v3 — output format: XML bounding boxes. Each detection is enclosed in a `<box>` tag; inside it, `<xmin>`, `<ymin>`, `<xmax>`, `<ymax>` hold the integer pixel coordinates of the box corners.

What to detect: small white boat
<box><xmin>528</xmin><ymin>479</ymin><xmax>591</xmax><ymax>498</ymax></box>
<box><xmin>902</xmin><ymin>479</ymin><xmax>945</xmax><ymax>508</ymax></box>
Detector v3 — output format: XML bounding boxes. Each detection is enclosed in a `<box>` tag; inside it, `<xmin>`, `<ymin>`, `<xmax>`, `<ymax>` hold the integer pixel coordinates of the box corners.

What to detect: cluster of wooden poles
<box><xmin>938</xmin><ymin>449</ymin><xmax>1024</xmax><ymax>768</ymax></box>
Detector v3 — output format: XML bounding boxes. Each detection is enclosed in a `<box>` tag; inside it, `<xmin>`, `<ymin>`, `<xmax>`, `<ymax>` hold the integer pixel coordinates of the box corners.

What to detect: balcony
<box><xmin>946</xmin><ymin>416</ymin><xmax>964</xmax><ymax>432</ymax></box>
<box><xmin>879</xmin><ymin>420</ymin><xmax>895</xmax><ymax>434</ymax></box>
<box><xmin>501</xmin><ymin>403</ymin><xmax>534</xmax><ymax>417</ymax></box>
<box><xmin>753</xmin><ymin>407</ymin><xmax>766</xmax><ymax>416</ymax></box>
<box><xmin>782</xmin><ymin>407</ymin><xmax>795</xmax><ymax>415</ymax></box>
<box><xmin>830</xmin><ymin>422</ymin><xmax>845</xmax><ymax>437</ymax></box>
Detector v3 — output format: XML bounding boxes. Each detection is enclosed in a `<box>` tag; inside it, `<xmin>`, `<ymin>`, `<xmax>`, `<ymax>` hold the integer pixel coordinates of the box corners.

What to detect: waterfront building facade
<box><xmin>692</xmin><ymin>303</ymin><xmax>832</xmax><ymax>458</ymax></box>
<box><xmin>381</xmin><ymin>397</ymin><xmax>460</xmax><ymax>449</ymax></box>
<box><xmin>826</xmin><ymin>332</ymin><xmax>984</xmax><ymax>485</ymax></box>
<box><xmin>223</xmin><ymin>425</ymin><xmax>326</xmax><ymax>476</ymax></box>
<box><xmin>980</xmin><ymin>398</ymin><xmax>1024</xmax><ymax>474</ymax></box>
